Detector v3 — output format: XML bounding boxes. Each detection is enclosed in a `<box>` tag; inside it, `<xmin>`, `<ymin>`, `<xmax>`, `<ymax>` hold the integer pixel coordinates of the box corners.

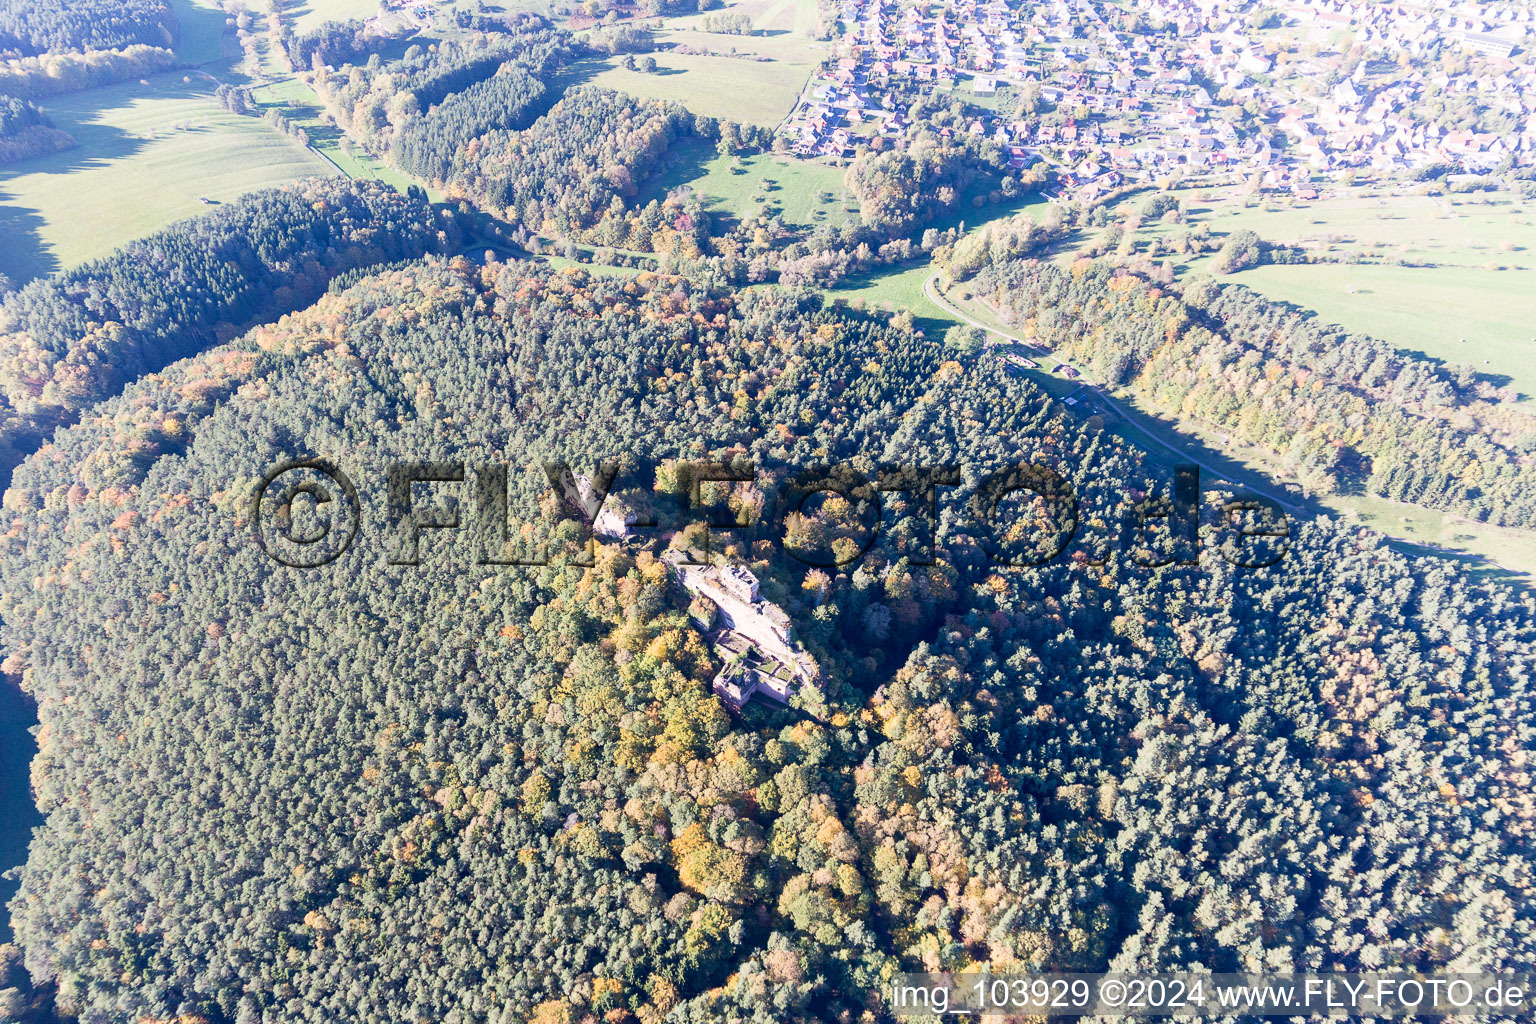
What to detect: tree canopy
<box><xmin>1</xmin><ymin>257</ymin><xmax>1532</xmax><ymax>1023</ymax></box>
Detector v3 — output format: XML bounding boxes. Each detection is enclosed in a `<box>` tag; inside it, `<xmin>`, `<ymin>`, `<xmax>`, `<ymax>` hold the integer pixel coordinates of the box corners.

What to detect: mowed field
<box><xmin>567</xmin><ymin>0</ymin><xmax>826</xmax><ymax>127</ymax></box>
<box><xmin>0</xmin><ymin>74</ymin><xmax>331</xmax><ymax>283</ymax></box>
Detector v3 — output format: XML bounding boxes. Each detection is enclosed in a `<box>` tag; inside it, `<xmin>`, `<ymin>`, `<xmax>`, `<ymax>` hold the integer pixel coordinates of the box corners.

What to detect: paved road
<box><xmin>922</xmin><ymin>272</ymin><xmax>1529</xmax><ymax>577</ymax></box>
<box><xmin>922</xmin><ymin>272</ymin><xmax>1304</xmax><ymax>513</ymax></box>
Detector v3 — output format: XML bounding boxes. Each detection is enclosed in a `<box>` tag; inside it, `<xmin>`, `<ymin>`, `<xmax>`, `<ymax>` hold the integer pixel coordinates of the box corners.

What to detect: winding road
<box><xmin>923</xmin><ymin>272</ymin><xmax>1527</xmax><ymax>578</ymax></box>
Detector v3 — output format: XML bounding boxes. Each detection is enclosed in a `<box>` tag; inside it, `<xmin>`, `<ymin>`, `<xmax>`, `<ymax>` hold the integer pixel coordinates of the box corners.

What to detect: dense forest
<box><xmin>446</xmin><ymin>86</ymin><xmax>707</xmax><ymax>240</ymax></box>
<box><xmin>1</xmin><ymin>257</ymin><xmax>1532</xmax><ymax>1023</ymax></box>
<box><xmin>392</xmin><ymin>64</ymin><xmax>548</xmax><ymax>181</ymax></box>
<box><xmin>311</xmin><ymin>30</ymin><xmax>575</xmax><ymax>185</ymax></box>
<box><xmin>971</xmin><ymin>256</ymin><xmax>1536</xmax><ymax>528</ymax></box>
<box><xmin>0</xmin><ymin>94</ymin><xmax>73</xmax><ymax>164</ymax></box>
<box><xmin>0</xmin><ymin>6</ymin><xmax>1532</xmax><ymax>1018</ymax></box>
<box><xmin>0</xmin><ymin>178</ymin><xmax>459</xmax><ymax>469</ymax></box>
<box><xmin>845</xmin><ymin>138</ymin><xmax>995</xmax><ymax>237</ymax></box>
<box><xmin>0</xmin><ymin>0</ymin><xmax>177</xmax><ymax>57</ymax></box>
<box><xmin>285</xmin><ymin>18</ymin><xmax>392</xmax><ymax>73</ymax></box>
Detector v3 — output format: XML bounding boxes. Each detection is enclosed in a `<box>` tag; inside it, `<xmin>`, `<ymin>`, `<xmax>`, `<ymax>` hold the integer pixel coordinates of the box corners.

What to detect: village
<box><xmin>779</xmin><ymin>0</ymin><xmax>1536</xmax><ymax>198</ymax></box>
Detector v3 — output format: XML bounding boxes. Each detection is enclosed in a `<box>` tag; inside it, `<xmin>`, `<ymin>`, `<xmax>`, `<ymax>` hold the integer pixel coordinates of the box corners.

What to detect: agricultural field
<box><xmin>0</xmin><ymin>73</ymin><xmax>331</xmax><ymax>284</ymax></box>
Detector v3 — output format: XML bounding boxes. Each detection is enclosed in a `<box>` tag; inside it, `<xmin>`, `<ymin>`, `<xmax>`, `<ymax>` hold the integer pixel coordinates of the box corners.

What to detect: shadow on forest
<box><xmin>0</xmin><ymin>194</ymin><xmax>58</xmax><ymax>284</ymax></box>
<box><xmin>634</xmin><ymin>137</ymin><xmax>716</xmax><ymax>207</ymax></box>
<box><xmin>0</xmin><ymin>678</ymin><xmax>42</xmax><ymax>946</ymax></box>
<box><xmin>166</xmin><ymin>0</ymin><xmax>235</xmax><ymax>64</ymax></box>
<box><xmin>924</xmin><ymin>186</ymin><xmax>1046</xmax><ymax>238</ymax></box>
<box><xmin>6</xmin><ymin>116</ymin><xmax>145</xmax><ymax>179</ymax></box>
<box><xmin>1066</xmin><ymin>387</ymin><xmax>1531</xmax><ymax>587</ymax></box>
<box><xmin>545</xmin><ymin>56</ymin><xmax>616</xmax><ymax>95</ymax></box>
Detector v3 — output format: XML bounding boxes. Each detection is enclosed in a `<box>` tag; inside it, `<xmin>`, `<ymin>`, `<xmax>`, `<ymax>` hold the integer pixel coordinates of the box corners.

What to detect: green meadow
<box><xmin>828</xmin><ymin>261</ymin><xmax>936</xmax><ymax>313</ymax></box>
<box><xmin>565</xmin><ymin>0</ymin><xmax>826</xmax><ymax>127</ymax></box>
<box><xmin>1188</xmin><ymin>189</ymin><xmax>1536</xmax><ymax>271</ymax></box>
<box><xmin>0</xmin><ymin>74</ymin><xmax>331</xmax><ymax>283</ymax></box>
<box><xmin>636</xmin><ymin>140</ymin><xmax>850</xmax><ymax>229</ymax></box>
<box><xmin>1091</xmin><ymin>185</ymin><xmax>1536</xmax><ymax>406</ymax></box>
<box><xmin>1101</xmin><ymin>187</ymin><xmax>1536</xmax><ymax>274</ymax></box>
<box><xmin>1227</xmin><ymin>262</ymin><xmax>1536</xmax><ymax>404</ymax></box>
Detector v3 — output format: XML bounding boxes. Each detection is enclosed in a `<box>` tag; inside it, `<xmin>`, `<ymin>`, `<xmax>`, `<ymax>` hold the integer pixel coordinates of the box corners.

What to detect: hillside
<box><xmin>1</xmin><ymin>259</ymin><xmax>1533</xmax><ymax>1022</ymax></box>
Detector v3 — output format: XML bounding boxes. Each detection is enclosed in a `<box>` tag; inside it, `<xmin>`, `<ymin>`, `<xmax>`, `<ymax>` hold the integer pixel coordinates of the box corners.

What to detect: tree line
<box><xmin>972</xmin><ymin>255</ymin><xmax>1536</xmax><ymax>527</ymax></box>
<box><xmin>0</xmin><ymin>177</ymin><xmax>461</xmax><ymax>470</ymax></box>
<box><xmin>0</xmin><ymin>43</ymin><xmax>175</xmax><ymax>98</ymax></box>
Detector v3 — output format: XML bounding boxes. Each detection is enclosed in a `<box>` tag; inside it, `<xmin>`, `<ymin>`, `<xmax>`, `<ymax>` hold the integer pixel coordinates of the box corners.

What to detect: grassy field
<box><xmin>1227</xmin><ymin>262</ymin><xmax>1536</xmax><ymax>404</ymax></box>
<box><xmin>563</xmin><ymin>0</ymin><xmax>826</xmax><ymax>127</ymax></box>
<box><xmin>1196</xmin><ymin>190</ymin><xmax>1536</xmax><ymax>270</ymax></box>
<box><xmin>284</xmin><ymin>0</ymin><xmax>392</xmax><ymax>36</ymax></box>
<box><xmin>557</xmin><ymin>49</ymin><xmax>814</xmax><ymax>128</ymax></box>
<box><xmin>1086</xmin><ymin>185</ymin><xmax>1536</xmax><ymax>406</ymax></box>
<box><xmin>544</xmin><ymin>255</ymin><xmax>645</xmax><ymax>278</ymax></box>
<box><xmin>826</xmin><ymin>262</ymin><xmax>952</xmax><ymax>337</ymax></box>
<box><xmin>169</xmin><ymin>0</ymin><xmax>242</xmax><ymax>66</ymax></box>
<box><xmin>251</xmin><ymin>78</ymin><xmax>422</xmax><ymax>194</ymax></box>
<box><xmin>1098</xmin><ymin>187</ymin><xmax>1536</xmax><ymax>273</ymax></box>
<box><xmin>0</xmin><ymin>74</ymin><xmax>331</xmax><ymax>283</ymax></box>
<box><xmin>636</xmin><ymin>140</ymin><xmax>850</xmax><ymax>230</ymax></box>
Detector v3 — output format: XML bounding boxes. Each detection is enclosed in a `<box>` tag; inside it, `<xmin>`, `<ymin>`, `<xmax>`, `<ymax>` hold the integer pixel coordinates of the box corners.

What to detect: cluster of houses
<box><xmin>781</xmin><ymin>0</ymin><xmax>1534</xmax><ymax>196</ymax></box>
<box><xmin>1146</xmin><ymin>0</ymin><xmax>1536</xmax><ymax>178</ymax></box>
<box><xmin>369</xmin><ymin>0</ymin><xmax>437</xmax><ymax>34</ymax></box>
